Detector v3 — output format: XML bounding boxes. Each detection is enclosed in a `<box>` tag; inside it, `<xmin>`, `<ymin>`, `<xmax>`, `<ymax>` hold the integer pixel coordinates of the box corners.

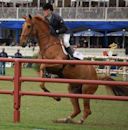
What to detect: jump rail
<box><xmin>0</xmin><ymin>58</ymin><xmax>128</xmax><ymax>123</ymax></box>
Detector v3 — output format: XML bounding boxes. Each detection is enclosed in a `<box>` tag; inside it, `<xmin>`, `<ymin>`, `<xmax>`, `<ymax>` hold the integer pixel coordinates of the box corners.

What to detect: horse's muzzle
<box><xmin>19</xmin><ymin>41</ymin><xmax>27</xmax><ymax>48</ymax></box>
<box><xmin>21</xmin><ymin>43</ymin><xmax>27</xmax><ymax>48</ymax></box>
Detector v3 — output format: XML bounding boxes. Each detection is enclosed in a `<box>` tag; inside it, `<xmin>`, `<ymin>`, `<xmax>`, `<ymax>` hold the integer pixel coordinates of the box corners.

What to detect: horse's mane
<box><xmin>33</xmin><ymin>15</ymin><xmax>49</xmax><ymax>29</ymax></box>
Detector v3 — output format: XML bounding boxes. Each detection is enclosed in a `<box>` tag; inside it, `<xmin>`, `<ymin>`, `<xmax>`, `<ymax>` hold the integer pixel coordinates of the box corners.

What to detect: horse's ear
<box><xmin>22</xmin><ymin>16</ymin><xmax>27</xmax><ymax>20</ymax></box>
<box><xmin>28</xmin><ymin>14</ymin><xmax>32</xmax><ymax>20</ymax></box>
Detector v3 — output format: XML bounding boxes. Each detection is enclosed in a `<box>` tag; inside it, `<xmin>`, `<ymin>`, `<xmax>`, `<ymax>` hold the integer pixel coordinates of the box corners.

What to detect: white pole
<box><xmin>116</xmin><ymin>0</ymin><xmax>119</xmax><ymax>7</ymax></box>
<box><xmin>70</xmin><ymin>0</ymin><xmax>72</xmax><ymax>7</ymax></box>
<box><xmin>37</xmin><ymin>0</ymin><xmax>40</xmax><ymax>10</ymax></box>
<box><xmin>27</xmin><ymin>0</ymin><xmax>28</xmax><ymax>15</ymax></box>
<box><xmin>55</xmin><ymin>0</ymin><xmax>58</xmax><ymax>7</ymax></box>
<box><xmin>80</xmin><ymin>0</ymin><xmax>82</xmax><ymax>7</ymax></box>
<box><xmin>98</xmin><ymin>0</ymin><xmax>100</xmax><ymax>7</ymax></box>
<box><xmin>107</xmin><ymin>0</ymin><xmax>109</xmax><ymax>7</ymax></box>
<box><xmin>62</xmin><ymin>0</ymin><xmax>64</xmax><ymax>7</ymax></box>
<box><xmin>89</xmin><ymin>0</ymin><xmax>91</xmax><ymax>10</ymax></box>
<box><xmin>126</xmin><ymin>0</ymin><xmax>128</xmax><ymax>6</ymax></box>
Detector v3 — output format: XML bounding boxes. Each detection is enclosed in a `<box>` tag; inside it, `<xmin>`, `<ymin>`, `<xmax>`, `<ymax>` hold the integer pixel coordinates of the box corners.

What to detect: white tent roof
<box><xmin>0</xmin><ymin>0</ymin><xmax>32</xmax><ymax>3</ymax></box>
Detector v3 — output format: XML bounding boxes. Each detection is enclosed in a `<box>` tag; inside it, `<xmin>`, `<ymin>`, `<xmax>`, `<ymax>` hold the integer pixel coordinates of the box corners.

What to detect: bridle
<box><xmin>21</xmin><ymin>17</ymin><xmax>60</xmax><ymax>53</ymax></box>
<box><xmin>21</xmin><ymin>21</ymin><xmax>36</xmax><ymax>38</ymax></box>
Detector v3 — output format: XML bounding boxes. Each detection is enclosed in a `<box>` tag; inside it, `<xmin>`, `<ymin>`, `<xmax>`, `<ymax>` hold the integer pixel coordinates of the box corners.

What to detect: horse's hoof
<box><xmin>53</xmin><ymin>118</ymin><xmax>75</xmax><ymax>124</ymax></box>
<box><xmin>54</xmin><ymin>97</ymin><xmax>61</xmax><ymax>101</ymax></box>
<box><xmin>52</xmin><ymin>118</ymin><xmax>70</xmax><ymax>124</ymax></box>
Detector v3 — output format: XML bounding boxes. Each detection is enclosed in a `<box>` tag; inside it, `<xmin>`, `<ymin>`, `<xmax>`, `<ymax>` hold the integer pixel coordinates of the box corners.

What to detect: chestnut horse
<box><xmin>20</xmin><ymin>15</ymin><xmax>127</xmax><ymax>124</ymax></box>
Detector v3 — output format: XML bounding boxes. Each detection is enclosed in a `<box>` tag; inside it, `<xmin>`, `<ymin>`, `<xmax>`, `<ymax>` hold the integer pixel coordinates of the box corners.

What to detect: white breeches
<box><xmin>62</xmin><ymin>34</ymin><xmax>71</xmax><ymax>48</ymax></box>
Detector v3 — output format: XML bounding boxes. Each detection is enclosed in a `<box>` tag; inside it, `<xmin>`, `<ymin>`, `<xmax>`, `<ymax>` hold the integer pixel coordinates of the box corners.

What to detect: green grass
<box><xmin>0</xmin><ymin>68</ymin><xmax>128</xmax><ymax>130</ymax></box>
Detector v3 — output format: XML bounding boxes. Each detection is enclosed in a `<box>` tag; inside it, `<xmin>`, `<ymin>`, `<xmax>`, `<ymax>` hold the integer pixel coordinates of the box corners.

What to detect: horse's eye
<box><xmin>27</xmin><ymin>25</ymin><xmax>31</xmax><ymax>29</ymax></box>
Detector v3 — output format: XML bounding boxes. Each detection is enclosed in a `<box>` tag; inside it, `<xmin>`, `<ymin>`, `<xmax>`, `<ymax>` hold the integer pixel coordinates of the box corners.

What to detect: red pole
<box><xmin>13</xmin><ymin>60</ymin><xmax>21</xmax><ymax>123</ymax></box>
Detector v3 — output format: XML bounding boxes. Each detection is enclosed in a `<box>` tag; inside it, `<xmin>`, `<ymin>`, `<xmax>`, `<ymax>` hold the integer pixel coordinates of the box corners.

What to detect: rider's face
<box><xmin>43</xmin><ymin>9</ymin><xmax>51</xmax><ymax>17</ymax></box>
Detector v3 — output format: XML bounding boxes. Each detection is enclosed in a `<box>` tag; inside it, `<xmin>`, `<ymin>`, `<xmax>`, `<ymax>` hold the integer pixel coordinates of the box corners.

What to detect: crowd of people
<box><xmin>0</xmin><ymin>48</ymin><xmax>22</xmax><ymax>75</ymax></box>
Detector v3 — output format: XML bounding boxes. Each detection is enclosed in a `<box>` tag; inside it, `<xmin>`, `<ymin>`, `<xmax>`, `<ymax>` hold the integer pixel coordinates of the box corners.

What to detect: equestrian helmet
<box><xmin>43</xmin><ymin>3</ymin><xmax>54</xmax><ymax>11</ymax></box>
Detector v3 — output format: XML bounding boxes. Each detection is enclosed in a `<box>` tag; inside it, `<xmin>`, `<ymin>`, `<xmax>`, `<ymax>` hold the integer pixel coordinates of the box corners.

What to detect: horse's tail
<box><xmin>98</xmin><ymin>76</ymin><xmax>128</xmax><ymax>96</ymax></box>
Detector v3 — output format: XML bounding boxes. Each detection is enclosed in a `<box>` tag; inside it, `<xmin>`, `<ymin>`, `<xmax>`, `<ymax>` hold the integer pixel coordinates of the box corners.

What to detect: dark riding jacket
<box><xmin>14</xmin><ymin>52</ymin><xmax>22</xmax><ymax>58</ymax></box>
<box><xmin>45</xmin><ymin>13</ymin><xmax>69</xmax><ymax>35</ymax></box>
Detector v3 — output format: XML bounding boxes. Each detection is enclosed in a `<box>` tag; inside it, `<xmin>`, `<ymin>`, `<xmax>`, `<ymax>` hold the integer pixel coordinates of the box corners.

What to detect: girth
<box><xmin>45</xmin><ymin>64</ymin><xmax>66</xmax><ymax>78</ymax></box>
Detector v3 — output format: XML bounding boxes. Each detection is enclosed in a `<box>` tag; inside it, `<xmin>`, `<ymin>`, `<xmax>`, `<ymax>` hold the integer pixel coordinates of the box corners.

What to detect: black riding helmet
<box><xmin>43</xmin><ymin>3</ymin><xmax>54</xmax><ymax>11</ymax></box>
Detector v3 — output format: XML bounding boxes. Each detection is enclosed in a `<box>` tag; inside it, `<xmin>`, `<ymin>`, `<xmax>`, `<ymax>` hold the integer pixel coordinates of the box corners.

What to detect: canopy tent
<box><xmin>74</xmin><ymin>29</ymin><xmax>104</xmax><ymax>48</ymax></box>
<box><xmin>106</xmin><ymin>30</ymin><xmax>128</xmax><ymax>48</ymax></box>
<box><xmin>106</xmin><ymin>30</ymin><xmax>128</xmax><ymax>36</ymax></box>
<box><xmin>74</xmin><ymin>29</ymin><xmax>104</xmax><ymax>36</ymax></box>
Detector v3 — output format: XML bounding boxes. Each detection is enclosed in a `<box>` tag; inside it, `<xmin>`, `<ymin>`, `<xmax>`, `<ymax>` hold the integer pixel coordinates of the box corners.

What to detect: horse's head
<box><xmin>20</xmin><ymin>15</ymin><xmax>37</xmax><ymax>47</ymax></box>
<box><xmin>20</xmin><ymin>14</ymin><xmax>50</xmax><ymax>47</ymax></box>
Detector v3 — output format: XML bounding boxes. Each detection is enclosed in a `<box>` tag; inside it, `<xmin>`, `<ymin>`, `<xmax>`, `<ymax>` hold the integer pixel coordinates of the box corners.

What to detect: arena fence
<box><xmin>83</xmin><ymin>55</ymin><xmax>128</xmax><ymax>80</ymax></box>
<box><xmin>0</xmin><ymin>58</ymin><xmax>128</xmax><ymax>123</ymax></box>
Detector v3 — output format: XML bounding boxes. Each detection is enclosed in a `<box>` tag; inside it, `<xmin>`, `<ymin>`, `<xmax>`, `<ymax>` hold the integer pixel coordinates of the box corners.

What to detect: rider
<box><xmin>42</xmin><ymin>2</ymin><xmax>75</xmax><ymax>59</ymax></box>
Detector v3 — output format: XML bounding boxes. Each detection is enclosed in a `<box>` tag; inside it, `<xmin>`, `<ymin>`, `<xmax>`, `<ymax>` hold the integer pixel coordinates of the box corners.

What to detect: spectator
<box><xmin>79</xmin><ymin>37</ymin><xmax>87</xmax><ymax>47</ymax></box>
<box><xmin>14</xmin><ymin>49</ymin><xmax>22</xmax><ymax>58</ymax></box>
<box><xmin>0</xmin><ymin>48</ymin><xmax>8</xmax><ymax>75</ymax></box>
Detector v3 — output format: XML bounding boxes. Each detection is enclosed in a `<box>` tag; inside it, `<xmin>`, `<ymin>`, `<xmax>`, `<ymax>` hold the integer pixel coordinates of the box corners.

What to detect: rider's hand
<box><xmin>56</xmin><ymin>30</ymin><xmax>59</xmax><ymax>34</ymax></box>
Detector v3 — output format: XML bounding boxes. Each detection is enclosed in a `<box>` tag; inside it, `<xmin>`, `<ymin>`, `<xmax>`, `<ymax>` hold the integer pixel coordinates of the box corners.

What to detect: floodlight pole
<box><xmin>37</xmin><ymin>0</ymin><xmax>40</xmax><ymax>10</ymax></box>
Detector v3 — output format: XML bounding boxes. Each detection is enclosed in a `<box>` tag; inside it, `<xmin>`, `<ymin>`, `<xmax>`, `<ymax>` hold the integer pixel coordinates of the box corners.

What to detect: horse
<box><xmin>20</xmin><ymin>15</ymin><xmax>128</xmax><ymax>124</ymax></box>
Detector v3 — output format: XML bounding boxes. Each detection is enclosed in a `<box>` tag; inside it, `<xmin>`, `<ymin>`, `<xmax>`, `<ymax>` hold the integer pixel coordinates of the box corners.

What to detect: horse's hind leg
<box><xmin>54</xmin><ymin>98</ymin><xmax>81</xmax><ymax>123</ymax></box>
<box><xmin>66</xmin><ymin>99</ymin><xmax>91</xmax><ymax>124</ymax></box>
<box><xmin>67</xmin><ymin>86</ymin><xmax>92</xmax><ymax>124</ymax></box>
<box><xmin>77</xmin><ymin>84</ymin><xmax>98</xmax><ymax>124</ymax></box>
<box><xmin>68</xmin><ymin>86</ymin><xmax>81</xmax><ymax>119</ymax></box>
<box><xmin>80</xmin><ymin>99</ymin><xmax>91</xmax><ymax>124</ymax></box>
<box><xmin>54</xmin><ymin>84</ymin><xmax>81</xmax><ymax>123</ymax></box>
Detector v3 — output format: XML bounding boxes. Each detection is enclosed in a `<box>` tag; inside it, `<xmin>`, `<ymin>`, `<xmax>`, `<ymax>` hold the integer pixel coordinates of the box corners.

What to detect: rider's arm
<box><xmin>56</xmin><ymin>16</ymin><xmax>68</xmax><ymax>34</ymax></box>
<box><xmin>50</xmin><ymin>13</ymin><xmax>68</xmax><ymax>35</ymax></box>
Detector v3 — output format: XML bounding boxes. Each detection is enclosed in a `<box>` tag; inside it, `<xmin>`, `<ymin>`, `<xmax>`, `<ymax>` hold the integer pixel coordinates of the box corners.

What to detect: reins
<box><xmin>37</xmin><ymin>31</ymin><xmax>60</xmax><ymax>54</ymax></box>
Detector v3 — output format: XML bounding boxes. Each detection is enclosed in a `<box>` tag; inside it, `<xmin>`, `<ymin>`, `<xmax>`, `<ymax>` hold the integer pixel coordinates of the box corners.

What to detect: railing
<box><xmin>0</xmin><ymin>7</ymin><xmax>128</xmax><ymax>20</ymax></box>
<box><xmin>0</xmin><ymin>58</ymin><xmax>128</xmax><ymax>123</ymax></box>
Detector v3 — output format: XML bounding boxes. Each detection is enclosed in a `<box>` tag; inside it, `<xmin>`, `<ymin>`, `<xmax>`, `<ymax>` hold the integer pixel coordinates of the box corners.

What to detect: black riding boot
<box><xmin>65</xmin><ymin>47</ymin><xmax>80</xmax><ymax>60</ymax></box>
<box><xmin>65</xmin><ymin>47</ymin><xmax>75</xmax><ymax>60</ymax></box>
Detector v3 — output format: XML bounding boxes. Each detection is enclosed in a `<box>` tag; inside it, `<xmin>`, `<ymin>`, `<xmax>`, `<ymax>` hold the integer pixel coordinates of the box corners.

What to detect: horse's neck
<box><xmin>34</xmin><ymin>18</ymin><xmax>67</xmax><ymax>59</ymax></box>
<box><xmin>34</xmin><ymin>20</ymin><xmax>49</xmax><ymax>47</ymax></box>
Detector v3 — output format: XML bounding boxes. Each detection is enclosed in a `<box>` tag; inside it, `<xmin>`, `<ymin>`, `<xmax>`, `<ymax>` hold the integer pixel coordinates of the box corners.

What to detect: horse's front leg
<box><xmin>39</xmin><ymin>64</ymin><xmax>48</xmax><ymax>91</ymax></box>
<box><xmin>40</xmin><ymin>63</ymin><xmax>61</xmax><ymax>101</ymax></box>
